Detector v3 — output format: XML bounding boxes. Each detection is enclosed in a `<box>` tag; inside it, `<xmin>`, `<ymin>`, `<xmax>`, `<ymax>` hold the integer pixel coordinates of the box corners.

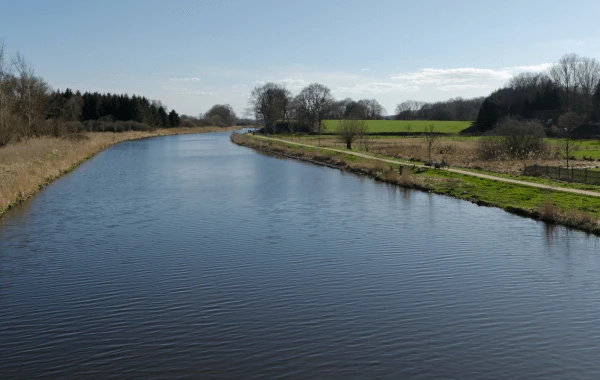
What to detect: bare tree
<box><xmin>295</xmin><ymin>83</ymin><xmax>333</xmax><ymax>145</ymax></box>
<box><xmin>575</xmin><ymin>57</ymin><xmax>600</xmax><ymax>114</ymax></box>
<box><xmin>282</xmin><ymin>92</ymin><xmax>296</xmax><ymax>134</ymax></box>
<box><xmin>329</xmin><ymin>98</ymin><xmax>352</xmax><ymax>119</ymax></box>
<box><xmin>395</xmin><ymin>100</ymin><xmax>425</xmax><ymax>119</ymax></box>
<box><xmin>558</xmin><ymin>112</ymin><xmax>583</xmax><ymax>170</ymax></box>
<box><xmin>12</xmin><ymin>52</ymin><xmax>48</xmax><ymax>138</ymax></box>
<box><xmin>248</xmin><ymin>82</ymin><xmax>287</xmax><ymax>134</ymax></box>
<box><xmin>65</xmin><ymin>94</ymin><xmax>84</xmax><ymax>122</ymax></box>
<box><xmin>0</xmin><ymin>40</ymin><xmax>16</xmax><ymax>146</ymax></box>
<box><xmin>358</xmin><ymin>99</ymin><xmax>386</xmax><ymax>119</ymax></box>
<box><xmin>424</xmin><ymin>124</ymin><xmax>438</xmax><ymax>163</ymax></box>
<box><xmin>550</xmin><ymin>53</ymin><xmax>580</xmax><ymax>112</ymax></box>
<box><xmin>204</xmin><ymin>104</ymin><xmax>237</xmax><ymax>127</ymax></box>
<box><xmin>336</xmin><ymin>119</ymin><xmax>368</xmax><ymax>149</ymax></box>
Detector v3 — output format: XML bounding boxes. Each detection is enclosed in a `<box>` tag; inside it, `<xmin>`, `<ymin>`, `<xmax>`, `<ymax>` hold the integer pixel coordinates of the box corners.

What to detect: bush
<box><xmin>478</xmin><ymin>117</ymin><xmax>547</xmax><ymax>160</ymax></box>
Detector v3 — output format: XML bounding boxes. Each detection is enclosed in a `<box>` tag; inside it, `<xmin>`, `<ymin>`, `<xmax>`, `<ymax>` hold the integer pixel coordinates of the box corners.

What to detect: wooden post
<box><xmin>585</xmin><ymin>168</ymin><xmax>588</xmax><ymax>183</ymax></box>
<box><xmin>571</xmin><ymin>168</ymin><xmax>574</xmax><ymax>181</ymax></box>
<box><xmin>558</xmin><ymin>166</ymin><xmax>561</xmax><ymax>178</ymax></box>
<box><xmin>547</xmin><ymin>165</ymin><xmax>549</xmax><ymax>176</ymax></box>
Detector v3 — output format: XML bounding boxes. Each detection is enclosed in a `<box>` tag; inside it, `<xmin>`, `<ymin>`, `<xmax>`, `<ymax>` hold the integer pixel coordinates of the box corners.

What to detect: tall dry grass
<box><xmin>539</xmin><ymin>197</ymin><xmax>599</xmax><ymax>231</ymax></box>
<box><xmin>0</xmin><ymin>126</ymin><xmax>237</xmax><ymax>216</ymax></box>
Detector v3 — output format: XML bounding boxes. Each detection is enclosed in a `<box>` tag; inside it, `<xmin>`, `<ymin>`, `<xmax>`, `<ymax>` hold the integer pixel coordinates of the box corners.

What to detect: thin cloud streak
<box><xmin>334</xmin><ymin>82</ymin><xmax>420</xmax><ymax>95</ymax></box>
<box><xmin>391</xmin><ymin>67</ymin><xmax>513</xmax><ymax>84</ymax></box>
<box><xmin>169</xmin><ymin>77</ymin><xmax>201</xmax><ymax>82</ymax></box>
<box><xmin>437</xmin><ymin>84</ymin><xmax>489</xmax><ymax>91</ymax></box>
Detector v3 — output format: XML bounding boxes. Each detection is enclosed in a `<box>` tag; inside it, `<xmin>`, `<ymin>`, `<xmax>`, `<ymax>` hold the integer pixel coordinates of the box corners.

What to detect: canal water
<box><xmin>1</xmin><ymin>131</ymin><xmax>599</xmax><ymax>379</ymax></box>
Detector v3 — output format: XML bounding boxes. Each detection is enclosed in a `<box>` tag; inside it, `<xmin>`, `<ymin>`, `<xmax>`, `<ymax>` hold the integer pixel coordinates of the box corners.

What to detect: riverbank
<box><xmin>231</xmin><ymin>133</ymin><xmax>600</xmax><ymax>235</ymax></box>
<box><xmin>0</xmin><ymin>126</ymin><xmax>238</xmax><ymax>218</ymax></box>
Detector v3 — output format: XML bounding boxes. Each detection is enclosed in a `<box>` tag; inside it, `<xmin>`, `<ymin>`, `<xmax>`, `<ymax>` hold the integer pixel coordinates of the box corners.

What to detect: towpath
<box><xmin>253</xmin><ymin>135</ymin><xmax>600</xmax><ymax>198</ymax></box>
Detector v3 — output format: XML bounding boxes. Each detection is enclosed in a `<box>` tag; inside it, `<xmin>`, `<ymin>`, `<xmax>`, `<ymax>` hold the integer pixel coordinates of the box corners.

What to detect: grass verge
<box><xmin>0</xmin><ymin>126</ymin><xmax>238</xmax><ymax>218</ymax></box>
<box><xmin>231</xmin><ymin>132</ymin><xmax>600</xmax><ymax>235</ymax></box>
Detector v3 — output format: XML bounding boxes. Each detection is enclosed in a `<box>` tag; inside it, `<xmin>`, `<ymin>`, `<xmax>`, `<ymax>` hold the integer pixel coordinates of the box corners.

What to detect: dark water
<box><xmin>1</xmin><ymin>132</ymin><xmax>600</xmax><ymax>379</ymax></box>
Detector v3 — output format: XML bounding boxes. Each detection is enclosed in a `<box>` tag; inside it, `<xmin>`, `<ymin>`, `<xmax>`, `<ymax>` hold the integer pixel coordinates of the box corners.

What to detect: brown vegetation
<box><xmin>336</xmin><ymin>119</ymin><xmax>368</xmax><ymax>149</ymax></box>
<box><xmin>540</xmin><ymin>197</ymin><xmax>598</xmax><ymax>231</ymax></box>
<box><xmin>277</xmin><ymin>135</ymin><xmax>590</xmax><ymax>175</ymax></box>
<box><xmin>478</xmin><ymin>118</ymin><xmax>547</xmax><ymax>160</ymax></box>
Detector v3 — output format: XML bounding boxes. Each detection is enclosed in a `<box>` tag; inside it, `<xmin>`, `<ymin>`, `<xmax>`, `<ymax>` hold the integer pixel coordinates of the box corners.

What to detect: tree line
<box><xmin>0</xmin><ymin>41</ymin><xmax>182</xmax><ymax>147</ymax></box>
<box><xmin>475</xmin><ymin>53</ymin><xmax>600</xmax><ymax>132</ymax></box>
<box><xmin>247</xmin><ymin>82</ymin><xmax>386</xmax><ymax>139</ymax></box>
<box><xmin>395</xmin><ymin>97</ymin><xmax>485</xmax><ymax>121</ymax></box>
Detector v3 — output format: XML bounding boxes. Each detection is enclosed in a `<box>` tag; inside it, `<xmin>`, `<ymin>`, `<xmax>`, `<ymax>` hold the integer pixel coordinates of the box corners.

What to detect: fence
<box><xmin>524</xmin><ymin>164</ymin><xmax>600</xmax><ymax>184</ymax></box>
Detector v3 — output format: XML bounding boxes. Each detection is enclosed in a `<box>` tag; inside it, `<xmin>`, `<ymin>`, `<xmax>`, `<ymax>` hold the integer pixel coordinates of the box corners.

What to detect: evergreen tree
<box><xmin>168</xmin><ymin>110</ymin><xmax>180</xmax><ymax>127</ymax></box>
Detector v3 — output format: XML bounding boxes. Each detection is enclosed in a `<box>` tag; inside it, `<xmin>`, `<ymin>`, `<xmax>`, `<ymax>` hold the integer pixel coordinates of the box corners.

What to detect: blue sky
<box><xmin>1</xmin><ymin>0</ymin><xmax>599</xmax><ymax>116</ymax></box>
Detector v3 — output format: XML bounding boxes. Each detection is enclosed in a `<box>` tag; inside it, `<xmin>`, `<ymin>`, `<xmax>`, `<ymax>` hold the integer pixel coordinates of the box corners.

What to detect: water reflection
<box><xmin>0</xmin><ymin>132</ymin><xmax>599</xmax><ymax>379</ymax></box>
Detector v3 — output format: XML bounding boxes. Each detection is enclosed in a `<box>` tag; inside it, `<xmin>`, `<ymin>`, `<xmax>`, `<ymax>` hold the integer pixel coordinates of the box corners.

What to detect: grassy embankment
<box><xmin>0</xmin><ymin>126</ymin><xmax>237</xmax><ymax>217</ymax></box>
<box><xmin>232</xmin><ymin>132</ymin><xmax>600</xmax><ymax>234</ymax></box>
<box><xmin>322</xmin><ymin>119</ymin><xmax>472</xmax><ymax>133</ymax></box>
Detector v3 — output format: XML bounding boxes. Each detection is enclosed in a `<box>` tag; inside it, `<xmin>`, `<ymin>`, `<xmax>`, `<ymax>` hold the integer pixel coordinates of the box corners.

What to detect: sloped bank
<box><xmin>231</xmin><ymin>133</ymin><xmax>600</xmax><ymax>235</ymax></box>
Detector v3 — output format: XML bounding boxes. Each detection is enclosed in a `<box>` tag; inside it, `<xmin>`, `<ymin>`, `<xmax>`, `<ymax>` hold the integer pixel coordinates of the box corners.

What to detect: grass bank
<box><xmin>231</xmin><ymin>133</ymin><xmax>600</xmax><ymax>235</ymax></box>
<box><xmin>0</xmin><ymin>126</ymin><xmax>238</xmax><ymax>218</ymax></box>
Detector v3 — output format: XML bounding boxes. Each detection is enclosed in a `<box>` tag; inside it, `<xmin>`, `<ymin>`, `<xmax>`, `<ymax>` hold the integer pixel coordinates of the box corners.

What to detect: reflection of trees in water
<box><xmin>384</xmin><ymin>182</ymin><xmax>412</xmax><ymax>201</ymax></box>
<box><xmin>543</xmin><ymin>222</ymin><xmax>597</xmax><ymax>248</ymax></box>
<box><xmin>543</xmin><ymin>223</ymin><xmax>558</xmax><ymax>243</ymax></box>
<box><xmin>400</xmin><ymin>187</ymin><xmax>411</xmax><ymax>201</ymax></box>
<box><xmin>542</xmin><ymin>223</ymin><xmax>600</xmax><ymax>281</ymax></box>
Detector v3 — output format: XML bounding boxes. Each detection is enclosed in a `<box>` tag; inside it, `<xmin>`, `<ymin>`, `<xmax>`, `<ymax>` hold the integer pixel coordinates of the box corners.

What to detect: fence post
<box><xmin>558</xmin><ymin>167</ymin><xmax>561</xmax><ymax>178</ymax></box>
<box><xmin>547</xmin><ymin>165</ymin><xmax>549</xmax><ymax>176</ymax></box>
<box><xmin>586</xmin><ymin>168</ymin><xmax>588</xmax><ymax>183</ymax></box>
<box><xmin>571</xmin><ymin>168</ymin><xmax>574</xmax><ymax>181</ymax></box>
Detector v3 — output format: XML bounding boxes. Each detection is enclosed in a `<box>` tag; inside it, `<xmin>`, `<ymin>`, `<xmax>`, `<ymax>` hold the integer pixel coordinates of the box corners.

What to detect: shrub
<box><xmin>540</xmin><ymin>198</ymin><xmax>559</xmax><ymax>222</ymax></box>
<box><xmin>478</xmin><ymin>117</ymin><xmax>547</xmax><ymax>160</ymax></box>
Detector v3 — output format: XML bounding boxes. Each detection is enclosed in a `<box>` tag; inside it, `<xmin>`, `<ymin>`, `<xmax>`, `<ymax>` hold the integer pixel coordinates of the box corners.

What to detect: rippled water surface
<box><xmin>1</xmin><ymin>132</ymin><xmax>600</xmax><ymax>379</ymax></box>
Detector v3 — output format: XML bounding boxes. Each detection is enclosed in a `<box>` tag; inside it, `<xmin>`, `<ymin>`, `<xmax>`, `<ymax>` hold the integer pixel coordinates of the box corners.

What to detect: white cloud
<box><xmin>391</xmin><ymin>67</ymin><xmax>513</xmax><ymax>84</ymax></box>
<box><xmin>249</xmin><ymin>78</ymin><xmax>307</xmax><ymax>89</ymax></box>
<box><xmin>169</xmin><ymin>77</ymin><xmax>201</xmax><ymax>82</ymax></box>
<box><xmin>511</xmin><ymin>63</ymin><xmax>553</xmax><ymax>72</ymax></box>
<box><xmin>334</xmin><ymin>82</ymin><xmax>420</xmax><ymax>95</ymax></box>
<box><xmin>437</xmin><ymin>84</ymin><xmax>489</xmax><ymax>91</ymax></box>
<box><xmin>279</xmin><ymin>78</ymin><xmax>307</xmax><ymax>89</ymax></box>
<box><xmin>361</xmin><ymin>68</ymin><xmax>369</xmax><ymax>71</ymax></box>
<box><xmin>161</xmin><ymin>85</ymin><xmax>212</xmax><ymax>96</ymax></box>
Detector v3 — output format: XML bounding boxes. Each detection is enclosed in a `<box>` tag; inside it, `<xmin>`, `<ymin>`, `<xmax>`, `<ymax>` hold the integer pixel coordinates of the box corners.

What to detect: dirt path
<box><xmin>254</xmin><ymin>135</ymin><xmax>600</xmax><ymax>198</ymax></box>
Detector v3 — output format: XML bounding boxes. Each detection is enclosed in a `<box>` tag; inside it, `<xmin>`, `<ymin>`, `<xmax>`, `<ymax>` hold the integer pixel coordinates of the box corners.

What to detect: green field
<box><xmin>545</xmin><ymin>139</ymin><xmax>600</xmax><ymax>160</ymax></box>
<box><xmin>322</xmin><ymin>119</ymin><xmax>473</xmax><ymax>134</ymax></box>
